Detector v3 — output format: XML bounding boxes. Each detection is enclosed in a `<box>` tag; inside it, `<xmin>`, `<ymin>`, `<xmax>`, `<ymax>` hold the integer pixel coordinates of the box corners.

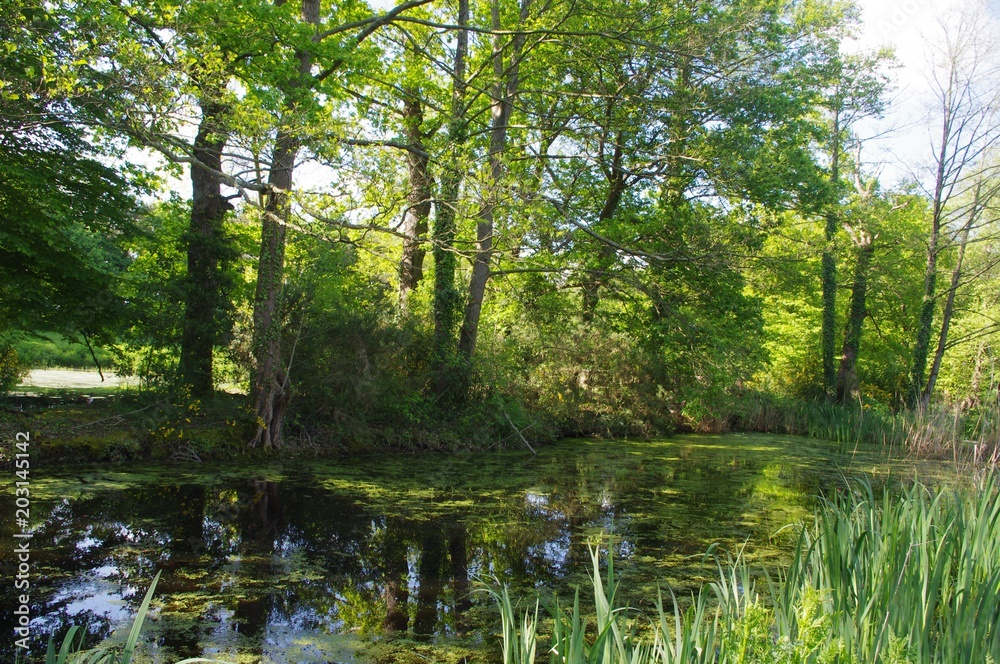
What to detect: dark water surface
<box><xmin>1</xmin><ymin>434</ymin><xmax>931</xmax><ymax>662</ymax></box>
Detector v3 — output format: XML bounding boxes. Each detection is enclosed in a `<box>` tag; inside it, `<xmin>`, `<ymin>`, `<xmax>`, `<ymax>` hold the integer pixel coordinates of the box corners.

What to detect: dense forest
<box><xmin>2</xmin><ymin>0</ymin><xmax>1000</xmax><ymax>455</ymax></box>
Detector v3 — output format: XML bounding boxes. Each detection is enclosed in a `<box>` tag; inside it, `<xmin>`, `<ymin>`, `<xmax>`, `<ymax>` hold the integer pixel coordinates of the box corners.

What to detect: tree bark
<box><xmin>250</xmin><ymin>131</ymin><xmax>297</xmax><ymax>449</ymax></box>
<box><xmin>398</xmin><ymin>90</ymin><xmax>432</xmax><ymax>312</ymax></box>
<box><xmin>581</xmin><ymin>141</ymin><xmax>625</xmax><ymax>323</ymax></box>
<box><xmin>179</xmin><ymin>99</ymin><xmax>229</xmax><ymax>398</ymax></box>
<box><xmin>457</xmin><ymin>0</ymin><xmax>531</xmax><ymax>360</ymax></box>
<box><xmin>249</xmin><ymin>0</ymin><xmax>317</xmax><ymax>448</ymax></box>
<box><xmin>821</xmin><ymin>107</ymin><xmax>840</xmax><ymax>399</ymax></box>
<box><xmin>835</xmin><ymin>231</ymin><xmax>873</xmax><ymax>404</ymax></box>
<box><xmin>921</xmin><ymin>203</ymin><xmax>977</xmax><ymax>408</ymax></box>
<box><xmin>430</xmin><ymin>0</ymin><xmax>468</xmax><ymax>394</ymax></box>
<box><xmin>909</xmin><ymin>230</ymin><xmax>940</xmax><ymax>408</ymax></box>
<box><xmin>908</xmin><ymin>115</ymin><xmax>951</xmax><ymax>408</ymax></box>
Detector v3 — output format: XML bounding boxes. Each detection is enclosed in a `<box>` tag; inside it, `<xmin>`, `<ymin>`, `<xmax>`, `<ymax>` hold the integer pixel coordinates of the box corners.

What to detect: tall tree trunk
<box><xmin>430</xmin><ymin>0</ymin><xmax>468</xmax><ymax>394</ymax></box>
<box><xmin>821</xmin><ymin>108</ymin><xmax>840</xmax><ymax>399</ymax></box>
<box><xmin>180</xmin><ymin>99</ymin><xmax>229</xmax><ymax>398</ymax></box>
<box><xmin>921</xmin><ymin>203</ymin><xmax>977</xmax><ymax>408</ymax></box>
<box><xmin>249</xmin><ymin>0</ymin><xmax>317</xmax><ymax>448</ymax></box>
<box><xmin>250</xmin><ymin>132</ymin><xmax>297</xmax><ymax>449</ymax></box>
<box><xmin>581</xmin><ymin>142</ymin><xmax>625</xmax><ymax>323</ymax></box>
<box><xmin>908</xmin><ymin>102</ymin><xmax>953</xmax><ymax>408</ymax></box>
<box><xmin>398</xmin><ymin>90</ymin><xmax>432</xmax><ymax>312</ymax></box>
<box><xmin>835</xmin><ymin>231</ymin><xmax>874</xmax><ymax>404</ymax></box>
<box><xmin>909</xmin><ymin>233</ymin><xmax>940</xmax><ymax>409</ymax></box>
<box><xmin>457</xmin><ymin>0</ymin><xmax>531</xmax><ymax>361</ymax></box>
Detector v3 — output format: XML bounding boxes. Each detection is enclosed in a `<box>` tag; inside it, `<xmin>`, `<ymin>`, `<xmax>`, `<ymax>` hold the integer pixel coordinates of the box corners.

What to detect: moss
<box><xmin>42</xmin><ymin>430</ymin><xmax>141</xmax><ymax>463</ymax></box>
<box><xmin>362</xmin><ymin>638</ymin><xmax>491</xmax><ymax>664</ymax></box>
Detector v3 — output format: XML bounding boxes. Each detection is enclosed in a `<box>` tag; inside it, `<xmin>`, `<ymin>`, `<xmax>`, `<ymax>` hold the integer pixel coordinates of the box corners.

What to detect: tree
<box><xmin>834</xmin><ymin>169</ymin><xmax>888</xmax><ymax>404</ymax></box>
<box><xmin>817</xmin><ymin>51</ymin><xmax>890</xmax><ymax>399</ymax></box>
<box><xmin>456</xmin><ymin>0</ymin><xmax>534</xmax><ymax>363</ymax></box>
<box><xmin>246</xmin><ymin>0</ymin><xmax>436</xmax><ymax>447</ymax></box>
<box><xmin>431</xmin><ymin>0</ymin><xmax>469</xmax><ymax>394</ymax></box>
<box><xmin>0</xmin><ymin>1</ymin><xmax>143</xmax><ymax>355</ymax></box>
<box><xmin>909</xmin><ymin>3</ymin><xmax>1000</xmax><ymax>408</ymax></box>
<box><xmin>397</xmin><ymin>59</ymin><xmax>434</xmax><ymax>312</ymax></box>
<box><xmin>511</xmin><ymin>0</ymin><xmax>851</xmax><ymax>402</ymax></box>
<box><xmin>179</xmin><ymin>96</ymin><xmax>236</xmax><ymax>397</ymax></box>
<box><xmin>922</xmin><ymin>166</ymin><xmax>1000</xmax><ymax>406</ymax></box>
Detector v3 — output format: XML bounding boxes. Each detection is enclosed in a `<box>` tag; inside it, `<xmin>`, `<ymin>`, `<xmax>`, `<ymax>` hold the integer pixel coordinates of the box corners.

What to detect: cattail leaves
<box><xmin>491</xmin><ymin>474</ymin><xmax>1000</xmax><ymax>662</ymax></box>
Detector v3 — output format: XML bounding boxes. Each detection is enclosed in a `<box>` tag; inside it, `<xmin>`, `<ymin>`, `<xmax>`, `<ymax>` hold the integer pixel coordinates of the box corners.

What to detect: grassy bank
<box><xmin>493</xmin><ymin>474</ymin><xmax>1000</xmax><ymax>663</ymax></box>
<box><xmin>5</xmin><ymin>377</ymin><xmax>1000</xmax><ymax>466</ymax></box>
<box><xmin>0</xmin><ymin>387</ymin><xmax>565</xmax><ymax>466</ymax></box>
<box><xmin>716</xmin><ymin>392</ymin><xmax>1000</xmax><ymax>465</ymax></box>
<box><xmin>13</xmin><ymin>333</ymin><xmax>112</xmax><ymax>370</ymax></box>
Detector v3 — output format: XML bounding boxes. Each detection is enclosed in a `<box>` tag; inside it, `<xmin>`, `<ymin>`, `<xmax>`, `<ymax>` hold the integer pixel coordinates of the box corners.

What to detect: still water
<box><xmin>1</xmin><ymin>434</ymin><xmax>926</xmax><ymax>662</ymax></box>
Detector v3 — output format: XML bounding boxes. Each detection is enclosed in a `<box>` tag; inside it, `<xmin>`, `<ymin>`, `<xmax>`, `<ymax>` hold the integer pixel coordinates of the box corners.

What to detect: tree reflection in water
<box><xmin>0</xmin><ymin>435</ymin><xmax>899</xmax><ymax>661</ymax></box>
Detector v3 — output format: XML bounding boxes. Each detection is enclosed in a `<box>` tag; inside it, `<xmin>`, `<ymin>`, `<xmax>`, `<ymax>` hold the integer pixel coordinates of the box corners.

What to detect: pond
<box><xmin>0</xmin><ymin>434</ymin><xmax>937</xmax><ymax>662</ymax></box>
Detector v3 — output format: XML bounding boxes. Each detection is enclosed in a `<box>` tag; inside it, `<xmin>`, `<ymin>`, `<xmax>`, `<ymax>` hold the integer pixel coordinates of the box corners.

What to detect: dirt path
<box><xmin>21</xmin><ymin>369</ymin><xmax>126</xmax><ymax>389</ymax></box>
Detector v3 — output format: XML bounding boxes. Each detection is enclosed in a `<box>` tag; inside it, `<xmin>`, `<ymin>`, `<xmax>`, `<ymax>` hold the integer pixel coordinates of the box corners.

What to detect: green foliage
<box><xmin>107</xmin><ymin>200</ymin><xmax>188</xmax><ymax>387</ymax></box>
<box><xmin>751</xmin><ymin>194</ymin><xmax>929</xmax><ymax>405</ymax></box>
<box><xmin>494</xmin><ymin>475</ymin><xmax>1000</xmax><ymax>663</ymax></box>
<box><xmin>14</xmin><ymin>332</ymin><xmax>112</xmax><ymax>370</ymax></box>
<box><xmin>0</xmin><ymin>338</ymin><xmax>28</xmax><ymax>391</ymax></box>
<box><xmin>107</xmin><ymin>199</ymin><xmax>254</xmax><ymax>391</ymax></box>
<box><xmin>4</xmin><ymin>0</ymin><xmax>993</xmax><ymax>451</ymax></box>
<box><xmin>0</xmin><ymin>132</ymin><xmax>141</xmax><ymax>341</ymax></box>
<box><xmin>1</xmin><ymin>1</ymin><xmax>148</xmax><ymax>345</ymax></box>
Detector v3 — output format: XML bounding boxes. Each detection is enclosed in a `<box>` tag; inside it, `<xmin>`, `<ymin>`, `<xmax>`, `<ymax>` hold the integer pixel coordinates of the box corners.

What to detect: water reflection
<box><xmin>0</xmin><ymin>434</ymin><xmax>913</xmax><ymax>662</ymax></box>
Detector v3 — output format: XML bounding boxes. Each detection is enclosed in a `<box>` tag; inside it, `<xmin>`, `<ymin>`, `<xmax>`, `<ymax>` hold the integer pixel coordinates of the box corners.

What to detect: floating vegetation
<box><xmin>493</xmin><ymin>473</ymin><xmax>1000</xmax><ymax>663</ymax></box>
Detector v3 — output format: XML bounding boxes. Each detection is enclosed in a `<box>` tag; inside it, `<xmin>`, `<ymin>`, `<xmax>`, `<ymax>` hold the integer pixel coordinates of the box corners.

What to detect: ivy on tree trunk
<box><xmin>180</xmin><ymin>98</ymin><xmax>230</xmax><ymax>398</ymax></box>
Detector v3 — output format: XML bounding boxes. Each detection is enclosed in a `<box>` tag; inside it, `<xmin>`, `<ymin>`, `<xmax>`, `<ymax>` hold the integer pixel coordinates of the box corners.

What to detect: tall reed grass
<box><xmin>492</xmin><ymin>474</ymin><xmax>1000</xmax><ymax>663</ymax></box>
<box><xmin>730</xmin><ymin>393</ymin><xmax>1000</xmax><ymax>464</ymax></box>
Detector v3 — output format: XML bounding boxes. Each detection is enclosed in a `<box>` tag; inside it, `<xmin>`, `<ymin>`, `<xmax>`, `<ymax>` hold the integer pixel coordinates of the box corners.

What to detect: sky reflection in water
<box><xmin>0</xmin><ymin>434</ymin><xmax>921</xmax><ymax>662</ymax></box>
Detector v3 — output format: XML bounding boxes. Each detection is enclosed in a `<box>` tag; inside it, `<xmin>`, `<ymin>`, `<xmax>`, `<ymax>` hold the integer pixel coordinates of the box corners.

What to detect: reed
<box><xmin>731</xmin><ymin>392</ymin><xmax>1000</xmax><ymax>464</ymax></box>
<box><xmin>492</xmin><ymin>474</ymin><xmax>1000</xmax><ymax>663</ymax></box>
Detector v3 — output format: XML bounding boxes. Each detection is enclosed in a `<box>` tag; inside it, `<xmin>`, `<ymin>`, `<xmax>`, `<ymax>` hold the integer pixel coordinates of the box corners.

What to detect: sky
<box><xmin>152</xmin><ymin>0</ymin><xmax>1000</xmax><ymax>200</ymax></box>
<box><xmin>848</xmin><ymin>0</ymin><xmax>1000</xmax><ymax>187</ymax></box>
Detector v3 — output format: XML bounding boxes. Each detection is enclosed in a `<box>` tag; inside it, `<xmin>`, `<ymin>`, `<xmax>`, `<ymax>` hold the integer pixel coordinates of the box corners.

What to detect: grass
<box><xmin>14</xmin><ymin>333</ymin><xmax>112</xmax><ymax>370</ymax></box>
<box><xmin>728</xmin><ymin>393</ymin><xmax>1000</xmax><ymax>465</ymax></box>
<box><xmin>492</xmin><ymin>473</ymin><xmax>1000</xmax><ymax>663</ymax></box>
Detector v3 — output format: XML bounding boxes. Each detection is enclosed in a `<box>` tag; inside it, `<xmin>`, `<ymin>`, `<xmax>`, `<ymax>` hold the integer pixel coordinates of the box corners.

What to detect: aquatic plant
<box><xmin>729</xmin><ymin>392</ymin><xmax>1000</xmax><ymax>464</ymax></box>
<box><xmin>18</xmin><ymin>572</ymin><xmax>229</xmax><ymax>664</ymax></box>
<box><xmin>493</xmin><ymin>474</ymin><xmax>1000</xmax><ymax>663</ymax></box>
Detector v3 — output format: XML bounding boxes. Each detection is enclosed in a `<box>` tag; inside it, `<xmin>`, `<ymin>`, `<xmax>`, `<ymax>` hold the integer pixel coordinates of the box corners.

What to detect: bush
<box><xmin>0</xmin><ymin>340</ymin><xmax>27</xmax><ymax>391</ymax></box>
